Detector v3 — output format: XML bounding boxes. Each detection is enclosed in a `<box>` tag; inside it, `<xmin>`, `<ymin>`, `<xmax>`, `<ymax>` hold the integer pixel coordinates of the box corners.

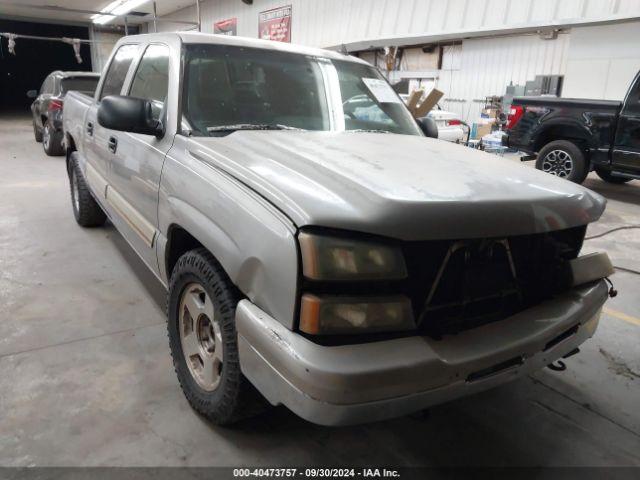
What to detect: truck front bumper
<box><xmin>236</xmin><ymin>280</ymin><xmax>608</xmax><ymax>426</ymax></box>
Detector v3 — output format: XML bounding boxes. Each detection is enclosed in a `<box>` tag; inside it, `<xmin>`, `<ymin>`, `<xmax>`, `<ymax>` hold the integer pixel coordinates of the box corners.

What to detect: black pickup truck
<box><xmin>505</xmin><ymin>71</ymin><xmax>640</xmax><ymax>184</ymax></box>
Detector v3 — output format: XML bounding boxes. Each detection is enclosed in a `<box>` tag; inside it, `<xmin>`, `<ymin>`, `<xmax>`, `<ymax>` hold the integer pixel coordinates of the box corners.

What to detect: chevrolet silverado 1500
<box><xmin>505</xmin><ymin>71</ymin><xmax>640</xmax><ymax>184</ymax></box>
<box><xmin>63</xmin><ymin>33</ymin><xmax>614</xmax><ymax>426</ymax></box>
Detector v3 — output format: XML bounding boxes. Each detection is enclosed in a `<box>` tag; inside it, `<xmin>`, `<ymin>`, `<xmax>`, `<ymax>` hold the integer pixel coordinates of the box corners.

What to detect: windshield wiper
<box><xmin>206</xmin><ymin>123</ymin><xmax>305</xmax><ymax>133</ymax></box>
<box><xmin>345</xmin><ymin>129</ymin><xmax>391</xmax><ymax>134</ymax></box>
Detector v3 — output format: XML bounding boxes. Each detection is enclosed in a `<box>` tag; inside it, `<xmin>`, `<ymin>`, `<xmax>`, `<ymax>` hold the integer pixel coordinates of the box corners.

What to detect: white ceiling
<box><xmin>0</xmin><ymin>0</ymin><xmax>196</xmax><ymax>25</ymax></box>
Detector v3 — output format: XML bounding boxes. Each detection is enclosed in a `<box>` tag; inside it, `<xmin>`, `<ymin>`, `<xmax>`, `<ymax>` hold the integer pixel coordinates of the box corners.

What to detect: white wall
<box><xmin>89</xmin><ymin>28</ymin><xmax>123</xmax><ymax>73</ymax></box>
<box><xmin>436</xmin><ymin>32</ymin><xmax>570</xmax><ymax>121</ymax></box>
<box><xmin>562</xmin><ymin>22</ymin><xmax>640</xmax><ymax>100</ymax></box>
<box><xmin>152</xmin><ymin>0</ymin><xmax>640</xmax><ymax>47</ymax></box>
<box><xmin>149</xmin><ymin>1</ymin><xmax>640</xmax><ymax>122</ymax></box>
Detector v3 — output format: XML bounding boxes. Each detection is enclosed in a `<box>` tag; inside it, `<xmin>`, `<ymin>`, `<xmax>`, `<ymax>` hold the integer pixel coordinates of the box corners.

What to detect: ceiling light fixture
<box><xmin>91</xmin><ymin>0</ymin><xmax>148</xmax><ymax>25</ymax></box>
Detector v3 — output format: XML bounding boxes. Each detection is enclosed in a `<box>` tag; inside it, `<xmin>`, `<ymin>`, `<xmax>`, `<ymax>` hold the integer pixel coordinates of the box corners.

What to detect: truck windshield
<box><xmin>182</xmin><ymin>44</ymin><xmax>421</xmax><ymax>136</ymax></box>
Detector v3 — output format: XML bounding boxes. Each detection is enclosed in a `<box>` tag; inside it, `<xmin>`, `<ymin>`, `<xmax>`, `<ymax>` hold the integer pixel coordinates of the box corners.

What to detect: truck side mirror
<box><xmin>416</xmin><ymin>117</ymin><xmax>438</xmax><ymax>139</ymax></box>
<box><xmin>98</xmin><ymin>95</ymin><xmax>163</xmax><ymax>138</ymax></box>
<box><xmin>26</xmin><ymin>90</ymin><xmax>38</xmax><ymax>99</ymax></box>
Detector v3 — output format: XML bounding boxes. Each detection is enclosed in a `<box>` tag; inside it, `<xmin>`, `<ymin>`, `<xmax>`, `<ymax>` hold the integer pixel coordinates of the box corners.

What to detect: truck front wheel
<box><xmin>536</xmin><ymin>140</ymin><xmax>588</xmax><ymax>184</ymax></box>
<box><xmin>167</xmin><ymin>248</ymin><xmax>265</xmax><ymax>425</ymax></box>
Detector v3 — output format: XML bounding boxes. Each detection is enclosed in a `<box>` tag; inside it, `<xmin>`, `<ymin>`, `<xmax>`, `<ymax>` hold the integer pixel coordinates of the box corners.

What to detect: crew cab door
<box><xmin>85</xmin><ymin>44</ymin><xmax>140</xmax><ymax>190</ymax></box>
<box><xmin>104</xmin><ymin>43</ymin><xmax>173</xmax><ymax>275</ymax></box>
<box><xmin>612</xmin><ymin>73</ymin><xmax>640</xmax><ymax>172</ymax></box>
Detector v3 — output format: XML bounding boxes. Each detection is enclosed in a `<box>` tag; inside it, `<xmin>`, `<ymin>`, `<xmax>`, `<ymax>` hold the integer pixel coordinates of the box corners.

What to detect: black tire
<box><xmin>536</xmin><ymin>140</ymin><xmax>588</xmax><ymax>184</ymax></box>
<box><xmin>167</xmin><ymin>248</ymin><xmax>265</xmax><ymax>425</ymax></box>
<box><xmin>595</xmin><ymin>168</ymin><xmax>632</xmax><ymax>184</ymax></box>
<box><xmin>33</xmin><ymin>118</ymin><xmax>43</xmax><ymax>143</ymax></box>
<box><xmin>43</xmin><ymin>121</ymin><xmax>64</xmax><ymax>156</ymax></box>
<box><xmin>69</xmin><ymin>152</ymin><xmax>107</xmax><ymax>227</ymax></box>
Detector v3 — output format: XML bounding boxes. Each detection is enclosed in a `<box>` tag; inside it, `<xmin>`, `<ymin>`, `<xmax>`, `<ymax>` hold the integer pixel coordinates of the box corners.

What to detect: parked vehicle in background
<box><xmin>28</xmin><ymin>71</ymin><xmax>100</xmax><ymax>156</ymax></box>
<box><xmin>504</xmin><ymin>71</ymin><xmax>640</xmax><ymax>184</ymax></box>
<box><xmin>64</xmin><ymin>32</ymin><xmax>613</xmax><ymax>427</ymax></box>
<box><xmin>427</xmin><ymin>108</ymin><xmax>466</xmax><ymax>143</ymax></box>
<box><xmin>400</xmin><ymin>94</ymin><xmax>466</xmax><ymax>143</ymax></box>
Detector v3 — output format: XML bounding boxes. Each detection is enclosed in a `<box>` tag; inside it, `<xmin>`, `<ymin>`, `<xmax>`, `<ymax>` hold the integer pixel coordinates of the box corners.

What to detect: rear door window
<box><xmin>99</xmin><ymin>44</ymin><xmax>139</xmax><ymax>100</ymax></box>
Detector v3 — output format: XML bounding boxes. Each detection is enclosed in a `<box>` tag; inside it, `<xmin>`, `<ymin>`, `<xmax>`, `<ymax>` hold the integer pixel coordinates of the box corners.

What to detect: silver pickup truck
<box><xmin>63</xmin><ymin>32</ymin><xmax>614</xmax><ymax>426</ymax></box>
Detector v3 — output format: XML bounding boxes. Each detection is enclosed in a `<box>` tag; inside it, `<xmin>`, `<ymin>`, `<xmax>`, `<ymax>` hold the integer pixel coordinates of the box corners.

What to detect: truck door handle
<box><xmin>108</xmin><ymin>136</ymin><xmax>118</xmax><ymax>154</ymax></box>
<box><xmin>86</xmin><ymin>122</ymin><xmax>94</xmax><ymax>136</ymax></box>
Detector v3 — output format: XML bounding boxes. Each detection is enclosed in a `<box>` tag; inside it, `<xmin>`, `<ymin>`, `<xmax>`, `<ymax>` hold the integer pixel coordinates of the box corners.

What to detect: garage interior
<box><xmin>1</xmin><ymin>0</ymin><xmax>640</xmax><ymax>472</ymax></box>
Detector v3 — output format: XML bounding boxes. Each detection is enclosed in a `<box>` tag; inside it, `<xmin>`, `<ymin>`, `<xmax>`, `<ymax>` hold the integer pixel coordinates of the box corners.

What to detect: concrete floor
<box><xmin>1</xmin><ymin>112</ymin><xmax>639</xmax><ymax>467</ymax></box>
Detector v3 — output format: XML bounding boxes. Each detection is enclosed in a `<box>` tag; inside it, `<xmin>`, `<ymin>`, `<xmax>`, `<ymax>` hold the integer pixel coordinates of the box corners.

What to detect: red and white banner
<box><xmin>214</xmin><ymin>18</ymin><xmax>237</xmax><ymax>36</ymax></box>
<box><xmin>258</xmin><ymin>5</ymin><xmax>292</xmax><ymax>43</ymax></box>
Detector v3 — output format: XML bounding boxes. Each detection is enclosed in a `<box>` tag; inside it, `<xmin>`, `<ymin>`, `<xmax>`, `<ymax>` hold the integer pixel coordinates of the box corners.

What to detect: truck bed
<box><xmin>512</xmin><ymin>96</ymin><xmax>622</xmax><ymax>110</ymax></box>
<box><xmin>62</xmin><ymin>90</ymin><xmax>93</xmax><ymax>154</ymax></box>
<box><xmin>507</xmin><ymin>96</ymin><xmax>622</xmax><ymax>157</ymax></box>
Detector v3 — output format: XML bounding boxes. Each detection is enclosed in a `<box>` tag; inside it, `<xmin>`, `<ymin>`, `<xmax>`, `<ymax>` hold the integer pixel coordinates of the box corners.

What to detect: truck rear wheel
<box><xmin>69</xmin><ymin>152</ymin><xmax>106</xmax><ymax>227</ymax></box>
<box><xmin>536</xmin><ymin>140</ymin><xmax>588</xmax><ymax>184</ymax></box>
<box><xmin>43</xmin><ymin>121</ymin><xmax>64</xmax><ymax>156</ymax></box>
<box><xmin>167</xmin><ymin>248</ymin><xmax>265</xmax><ymax>425</ymax></box>
<box><xmin>595</xmin><ymin>168</ymin><xmax>632</xmax><ymax>184</ymax></box>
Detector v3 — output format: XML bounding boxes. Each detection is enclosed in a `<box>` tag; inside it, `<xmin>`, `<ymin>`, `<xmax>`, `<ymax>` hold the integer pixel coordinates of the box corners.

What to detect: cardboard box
<box><xmin>482</xmin><ymin>108</ymin><xmax>499</xmax><ymax>118</ymax></box>
<box><xmin>406</xmin><ymin>89</ymin><xmax>423</xmax><ymax>116</ymax></box>
<box><xmin>414</xmin><ymin>88</ymin><xmax>444</xmax><ymax>117</ymax></box>
<box><xmin>475</xmin><ymin>123</ymin><xmax>493</xmax><ymax>138</ymax></box>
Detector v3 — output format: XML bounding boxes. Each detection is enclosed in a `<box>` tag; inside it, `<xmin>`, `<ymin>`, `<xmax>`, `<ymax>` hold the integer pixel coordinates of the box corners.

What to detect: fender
<box><xmin>533</xmin><ymin>117</ymin><xmax>593</xmax><ymax>148</ymax></box>
<box><xmin>157</xmin><ymin>148</ymin><xmax>299</xmax><ymax>327</ymax></box>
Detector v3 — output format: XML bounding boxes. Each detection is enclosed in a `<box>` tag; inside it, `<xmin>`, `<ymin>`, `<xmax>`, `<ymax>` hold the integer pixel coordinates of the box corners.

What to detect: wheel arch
<box><xmin>532</xmin><ymin>122</ymin><xmax>591</xmax><ymax>153</ymax></box>
<box><xmin>158</xmin><ymin>194</ymin><xmax>298</xmax><ymax>328</ymax></box>
<box><xmin>65</xmin><ymin>133</ymin><xmax>78</xmax><ymax>175</ymax></box>
<box><xmin>165</xmin><ymin>224</ymin><xmax>207</xmax><ymax>282</ymax></box>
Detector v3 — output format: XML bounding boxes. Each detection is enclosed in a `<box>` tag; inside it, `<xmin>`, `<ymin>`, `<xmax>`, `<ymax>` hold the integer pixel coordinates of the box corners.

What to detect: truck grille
<box><xmin>403</xmin><ymin>226</ymin><xmax>585</xmax><ymax>337</ymax></box>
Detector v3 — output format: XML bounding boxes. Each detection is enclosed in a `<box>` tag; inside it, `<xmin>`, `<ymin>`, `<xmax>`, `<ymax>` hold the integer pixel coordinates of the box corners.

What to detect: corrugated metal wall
<box><xmin>150</xmin><ymin>0</ymin><xmax>640</xmax><ymax>122</ymax></box>
<box><xmin>563</xmin><ymin>22</ymin><xmax>640</xmax><ymax>99</ymax></box>
<box><xmin>437</xmin><ymin>33</ymin><xmax>571</xmax><ymax>121</ymax></box>
<box><xmin>155</xmin><ymin>0</ymin><xmax>640</xmax><ymax>47</ymax></box>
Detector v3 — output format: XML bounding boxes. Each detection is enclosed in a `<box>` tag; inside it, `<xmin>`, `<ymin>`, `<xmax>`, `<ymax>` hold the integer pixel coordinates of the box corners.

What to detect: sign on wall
<box><xmin>214</xmin><ymin>18</ymin><xmax>237</xmax><ymax>36</ymax></box>
<box><xmin>258</xmin><ymin>5</ymin><xmax>292</xmax><ymax>43</ymax></box>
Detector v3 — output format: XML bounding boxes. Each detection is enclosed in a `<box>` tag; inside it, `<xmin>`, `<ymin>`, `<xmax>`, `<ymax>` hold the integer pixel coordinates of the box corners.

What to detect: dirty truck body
<box><xmin>63</xmin><ymin>33</ymin><xmax>612</xmax><ymax>426</ymax></box>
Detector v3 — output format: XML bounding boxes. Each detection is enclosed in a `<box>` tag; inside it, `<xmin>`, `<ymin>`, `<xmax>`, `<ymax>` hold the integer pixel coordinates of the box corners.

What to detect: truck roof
<box><xmin>50</xmin><ymin>71</ymin><xmax>101</xmax><ymax>78</ymax></box>
<box><xmin>119</xmin><ymin>32</ymin><xmax>368</xmax><ymax>66</ymax></box>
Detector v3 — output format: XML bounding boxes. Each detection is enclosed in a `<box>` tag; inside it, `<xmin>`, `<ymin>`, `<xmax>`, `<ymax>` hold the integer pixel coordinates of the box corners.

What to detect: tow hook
<box><xmin>605</xmin><ymin>277</ymin><xmax>618</xmax><ymax>298</ymax></box>
<box><xmin>547</xmin><ymin>347</ymin><xmax>580</xmax><ymax>371</ymax></box>
<box><xmin>547</xmin><ymin>361</ymin><xmax>567</xmax><ymax>371</ymax></box>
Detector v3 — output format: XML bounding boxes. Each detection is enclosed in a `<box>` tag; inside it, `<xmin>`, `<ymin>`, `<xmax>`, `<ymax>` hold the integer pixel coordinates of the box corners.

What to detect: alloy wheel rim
<box><xmin>179</xmin><ymin>283</ymin><xmax>223</xmax><ymax>391</ymax></box>
<box><xmin>43</xmin><ymin>126</ymin><xmax>50</xmax><ymax>150</ymax></box>
<box><xmin>541</xmin><ymin>149</ymin><xmax>573</xmax><ymax>178</ymax></box>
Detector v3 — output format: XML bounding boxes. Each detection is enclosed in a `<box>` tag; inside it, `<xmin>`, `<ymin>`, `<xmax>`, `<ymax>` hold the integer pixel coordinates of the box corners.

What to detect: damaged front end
<box><xmin>405</xmin><ymin>226</ymin><xmax>596</xmax><ymax>338</ymax></box>
<box><xmin>296</xmin><ymin>225</ymin><xmax>613</xmax><ymax>344</ymax></box>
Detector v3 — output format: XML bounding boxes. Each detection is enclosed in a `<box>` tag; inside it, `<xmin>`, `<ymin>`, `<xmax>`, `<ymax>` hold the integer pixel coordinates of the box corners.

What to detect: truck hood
<box><xmin>188</xmin><ymin>131</ymin><xmax>605</xmax><ymax>240</ymax></box>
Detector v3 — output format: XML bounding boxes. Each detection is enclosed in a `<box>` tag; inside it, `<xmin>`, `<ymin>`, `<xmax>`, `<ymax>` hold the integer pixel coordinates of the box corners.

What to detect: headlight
<box><xmin>300</xmin><ymin>294</ymin><xmax>415</xmax><ymax>335</ymax></box>
<box><xmin>298</xmin><ymin>232</ymin><xmax>407</xmax><ymax>281</ymax></box>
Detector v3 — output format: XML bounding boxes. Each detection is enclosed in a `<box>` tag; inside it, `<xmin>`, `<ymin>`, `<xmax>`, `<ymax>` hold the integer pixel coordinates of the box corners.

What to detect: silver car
<box><xmin>63</xmin><ymin>32</ymin><xmax>613</xmax><ymax>426</ymax></box>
